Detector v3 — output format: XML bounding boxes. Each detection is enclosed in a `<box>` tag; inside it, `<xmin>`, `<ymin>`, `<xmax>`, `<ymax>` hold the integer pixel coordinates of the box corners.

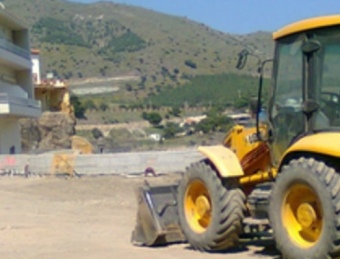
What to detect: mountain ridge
<box><xmin>5</xmin><ymin>0</ymin><xmax>274</xmax><ymax>96</ymax></box>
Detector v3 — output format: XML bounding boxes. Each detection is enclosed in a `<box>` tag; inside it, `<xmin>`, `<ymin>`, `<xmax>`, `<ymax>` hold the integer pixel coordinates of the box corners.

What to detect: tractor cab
<box><xmin>268</xmin><ymin>17</ymin><xmax>340</xmax><ymax>163</ymax></box>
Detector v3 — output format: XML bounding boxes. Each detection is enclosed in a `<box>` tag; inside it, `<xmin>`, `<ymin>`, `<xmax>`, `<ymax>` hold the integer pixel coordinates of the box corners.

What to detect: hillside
<box><xmin>5</xmin><ymin>0</ymin><xmax>274</xmax><ymax>94</ymax></box>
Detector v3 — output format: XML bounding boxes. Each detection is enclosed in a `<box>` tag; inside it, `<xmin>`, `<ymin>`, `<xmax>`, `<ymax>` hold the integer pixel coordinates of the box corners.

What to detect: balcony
<box><xmin>0</xmin><ymin>93</ymin><xmax>41</xmax><ymax>117</ymax></box>
<box><xmin>0</xmin><ymin>38</ymin><xmax>30</xmax><ymax>60</ymax></box>
<box><xmin>0</xmin><ymin>38</ymin><xmax>31</xmax><ymax>69</ymax></box>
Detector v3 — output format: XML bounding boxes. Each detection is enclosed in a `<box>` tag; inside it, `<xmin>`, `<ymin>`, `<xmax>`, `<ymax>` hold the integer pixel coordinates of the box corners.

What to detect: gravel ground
<box><xmin>0</xmin><ymin>174</ymin><xmax>279</xmax><ymax>259</ymax></box>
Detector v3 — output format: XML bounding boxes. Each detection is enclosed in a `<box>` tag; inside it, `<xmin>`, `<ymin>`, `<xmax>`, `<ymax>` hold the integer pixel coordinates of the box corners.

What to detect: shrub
<box><xmin>142</xmin><ymin>112</ymin><xmax>162</xmax><ymax>127</ymax></box>
<box><xmin>70</xmin><ymin>95</ymin><xmax>85</xmax><ymax>119</ymax></box>
<box><xmin>92</xmin><ymin>128</ymin><xmax>103</xmax><ymax>139</ymax></box>
<box><xmin>195</xmin><ymin>108</ymin><xmax>232</xmax><ymax>133</ymax></box>
<box><xmin>99</xmin><ymin>102</ymin><xmax>109</xmax><ymax>111</ymax></box>
<box><xmin>168</xmin><ymin>107</ymin><xmax>181</xmax><ymax>117</ymax></box>
<box><xmin>184</xmin><ymin>60</ymin><xmax>197</xmax><ymax>69</ymax></box>
<box><xmin>163</xmin><ymin>122</ymin><xmax>181</xmax><ymax>139</ymax></box>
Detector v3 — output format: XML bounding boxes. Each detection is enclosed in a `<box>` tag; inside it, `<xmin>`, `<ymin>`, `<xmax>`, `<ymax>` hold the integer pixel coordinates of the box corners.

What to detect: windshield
<box><xmin>270</xmin><ymin>34</ymin><xmax>304</xmax><ymax>159</ymax></box>
<box><xmin>318</xmin><ymin>30</ymin><xmax>340</xmax><ymax>127</ymax></box>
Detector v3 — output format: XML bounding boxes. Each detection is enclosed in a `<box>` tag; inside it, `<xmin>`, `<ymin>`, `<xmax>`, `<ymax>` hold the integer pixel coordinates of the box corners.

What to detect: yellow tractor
<box><xmin>132</xmin><ymin>15</ymin><xmax>340</xmax><ymax>259</ymax></box>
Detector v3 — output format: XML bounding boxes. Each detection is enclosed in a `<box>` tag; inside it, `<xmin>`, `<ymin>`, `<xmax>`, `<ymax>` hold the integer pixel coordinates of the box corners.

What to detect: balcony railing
<box><xmin>0</xmin><ymin>93</ymin><xmax>40</xmax><ymax>109</ymax></box>
<box><xmin>0</xmin><ymin>38</ymin><xmax>30</xmax><ymax>60</ymax></box>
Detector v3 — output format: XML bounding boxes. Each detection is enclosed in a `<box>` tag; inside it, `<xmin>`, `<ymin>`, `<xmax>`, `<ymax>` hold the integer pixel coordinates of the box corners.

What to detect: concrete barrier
<box><xmin>0</xmin><ymin>149</ymin><xmax>204</xmax><ymax>176</ymax></box>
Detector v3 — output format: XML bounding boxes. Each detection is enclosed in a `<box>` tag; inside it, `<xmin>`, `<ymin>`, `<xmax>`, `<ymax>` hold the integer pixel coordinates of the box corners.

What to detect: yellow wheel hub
<box><xmin>195</xmin><ymin>195</ymin><xmax>211</xmax><ymax>218</ymax></box>
<box><xmin>297</xmin><ymin>203</ymin><xmax>317</xmax><ymax>228</ymax></box>
<box><xmin>282</xmin><ymin>184</ymin><xmax>322</xmax><ymax>248</ymax></box>
<box><xmin>184</xmin><ymin>179</ymin><xmax>212</xmax><ymax>233</ymax></box>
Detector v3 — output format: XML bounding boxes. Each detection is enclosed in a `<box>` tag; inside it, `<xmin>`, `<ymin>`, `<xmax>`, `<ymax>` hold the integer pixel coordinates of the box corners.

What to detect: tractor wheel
<box><xmin>269</xmin><ymin>158</ymin><xmax>340</xmax><ymax>259</ymax></box>
<box><xmin>177</xmin><ymin>161</ymin><xmax>245</xmax><ymax>251</ymax></box>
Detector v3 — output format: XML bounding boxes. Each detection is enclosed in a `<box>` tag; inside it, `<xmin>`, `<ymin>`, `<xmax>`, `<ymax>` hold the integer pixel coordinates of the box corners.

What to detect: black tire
<box><xmin>177</xmin><ymin>161</ymin><xmax>245</xmax><ymax>251</ymax></box>
<box><xmin>269</xmin><ymin>157</ymin><xmax>340</xmax><ymax>259</ymax></box>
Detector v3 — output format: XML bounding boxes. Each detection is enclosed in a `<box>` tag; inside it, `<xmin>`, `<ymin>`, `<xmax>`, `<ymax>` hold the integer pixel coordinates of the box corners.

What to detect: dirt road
<box><xmin>0</xmin><ymin>174</ymin><xmax>279</xmax><ymax>259</ymax></box>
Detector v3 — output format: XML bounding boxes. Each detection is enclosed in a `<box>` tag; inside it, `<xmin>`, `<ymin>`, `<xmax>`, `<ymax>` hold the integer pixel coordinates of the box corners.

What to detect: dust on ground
<box><xmin>0</xmin><ymin>174</ymin><xmax>279</xmax><ymax>259</ymax></box>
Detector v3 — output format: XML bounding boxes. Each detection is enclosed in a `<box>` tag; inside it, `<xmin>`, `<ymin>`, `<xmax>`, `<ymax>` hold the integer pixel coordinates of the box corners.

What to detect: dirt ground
<box><xmin>0</xmin><ymin>174</ymin><xmax>280</xmax><ymax>259</ymax></box>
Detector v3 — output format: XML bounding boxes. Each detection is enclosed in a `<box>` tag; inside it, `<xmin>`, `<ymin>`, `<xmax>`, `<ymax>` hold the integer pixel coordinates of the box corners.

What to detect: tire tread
<box><xmin>177</xmin><ymin>161</ymin><xmax>245</xmax><ymax>251</ymax></box>
<box><xmin>270</xmin><ymin>158</ymin><xmax>340</xmax><ymax>259</ymax></box>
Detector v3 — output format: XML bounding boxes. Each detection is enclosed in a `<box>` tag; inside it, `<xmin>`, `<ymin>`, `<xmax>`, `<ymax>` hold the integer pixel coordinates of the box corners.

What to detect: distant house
<box><xmin>227</xmin><ymin>113</ymin><xmax>252</xmax><ymax>125</ymax></box>
<box><xmin>32</xmin><ymin>49</ymin><xmax>73</xmax><ymax>115</ymax></box>
<box><xmin>149</xmin><ymin>133</ymin><xmax>161</xmax><ymax>142</ymax></box>
<box><xmin>0</xmin><ymin>8</ymin><xmax>41</xmax><ymax>153</ymax></box>
<box><xmin>180</xmin><ymin>115</ymin><xmax>207</xmax><ymax>127</ymax></box>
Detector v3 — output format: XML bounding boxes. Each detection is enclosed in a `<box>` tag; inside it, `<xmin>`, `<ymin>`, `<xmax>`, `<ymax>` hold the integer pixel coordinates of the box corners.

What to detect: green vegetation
<box><xmin>168</xmin><ymin>107</ymin><xmax>181</xmax><ymax>117</ymax></box>
<box><xmin>105</xmin><ymin>31</ymin><xmax>146</xmax><ymax>53</ymax></box>
<box><xmin>91</xmin><ymin>128</ymin><xmax>103</xmax><ymax>139</ymax></box>
<box><xmin>76</xmin><ymin>108</ymin><xmax>233</xmax><ymax>152</ymax></box>
<box><xmin>195</xmin><ymin>108</ymin><xmax>232</xmax><ymax>134</ymax></box>
<box><xmin>149</xmin><ymin>73</ymin><xmax>264</xmax><ymax>107</ymax></box>
<box><xmin>163</xmin><ymin>122</ymin><xmax>182</xmax><ymax>139</ymax></box>
<box><xmin>83</xmin><ymin>99</ymin><xmax>97</xmax><ymax>110</ymax></box>
<box><xmin>32</xmin><ymin>18</ymin><xmax>90</xmax><ymax>48</ymax></box>
<box><xmin>184</xmin><ymin>60</ymin><xmax>197</xmax><ymax>69</ymax></box>
<box><xmin>70</xmin><ymin>94</ymin><xmax>86</xmax><ymax>119</ymax></box>
<box><xmin>99</xmin><ymin>103</ymin><xmax>109</xmax><ymax>111</ymax></box>
<box><xmin>142</xmin><ymin>111</ymin><xmax>163</xmax><ymax>127</ymax></box>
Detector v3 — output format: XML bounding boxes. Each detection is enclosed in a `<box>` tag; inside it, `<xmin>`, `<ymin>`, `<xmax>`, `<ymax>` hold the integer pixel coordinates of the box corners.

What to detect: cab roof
<box><xmin>273</xmin><ymin>15</ymin><xmax>340</xmax><ymax>40</ymax></box>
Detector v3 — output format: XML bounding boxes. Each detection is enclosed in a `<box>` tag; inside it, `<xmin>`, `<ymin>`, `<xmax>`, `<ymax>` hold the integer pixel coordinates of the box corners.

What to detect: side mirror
<box><xmin>301</xmin><ymin>40</ymin><xmax>321</xmax><ymax>54</ymax></box>
<box><xmin>236</xmin><ymin>49</ymin><xmax>249</xmax><ymax>70</ymax></box>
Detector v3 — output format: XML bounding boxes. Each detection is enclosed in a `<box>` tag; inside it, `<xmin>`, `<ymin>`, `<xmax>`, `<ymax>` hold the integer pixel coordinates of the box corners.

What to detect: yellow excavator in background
<box><xmin>132</xmin><ymin>15</ymin><xmax>340</xmax><ymax>259</ymax></box>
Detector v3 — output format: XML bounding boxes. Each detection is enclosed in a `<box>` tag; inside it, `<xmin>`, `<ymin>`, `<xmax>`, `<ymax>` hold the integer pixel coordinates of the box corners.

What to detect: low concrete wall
<box><xmin>0</xmin><ymin>149</ymin><xmax>204</xmax><ymax>176</ymax></box>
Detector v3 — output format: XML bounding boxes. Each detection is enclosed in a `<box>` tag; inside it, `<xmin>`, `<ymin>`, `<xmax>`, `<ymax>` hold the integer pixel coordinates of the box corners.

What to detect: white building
<box><xmin>31</xmin><ymin>49</ymin><xmax>41</xmax><ymax>85</ymax></box>
<box><xmin>0</xmin><ymin>8</ymin><xmax>41</xmax><ymax>154</ymax></box>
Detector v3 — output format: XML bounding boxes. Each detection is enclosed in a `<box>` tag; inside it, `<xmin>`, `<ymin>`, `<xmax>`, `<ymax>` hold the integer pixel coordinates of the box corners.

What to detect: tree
<box><xmin>169</xmin><ymin>107</ymin><xmax>181</xmax><ymax>117</ymax></box>
<box><xmin>99</xmin><ymin>102</ymin><xmax>108</xmax><ymax>111</ymax></box>
<box><xmin>70</xmin><ymin>94</ymin><xmax>86</xmax><ymax>119</ymax></box>
<box><xmin>195</xmin><ymin>108</ymin><xmax>232</xmax><ymax>133</ymax></box>
<box><xmin>142</xmin><ymin>112</ymin><xmax>162</xmax><ymax>127</ymax></box>
<box><xmin>173</xmin><ymin>68</ymin><xmax>180</xmax><ymax>74</ymax></box>
<box><xmin>184</xmin><ymin>60</ymin><xmax>197</xmax><ymax>69</ymax></box>
<box><xmin>195</xmin><ymin>118</ymin><xmax>213</xmax><ymax>133</ymax></box>
<box><xmin>163</xmin><ymin>122</ymin><xmax>181</xmax><ymax>139</ymax></box>
<box><xmin>125</xmin><ymin>83</ymin><xmax>133</xmax><ymax>92</ymax></box>
<box><xmin>148</xmin><ymin>112</ymin><xmax>162</xmax><ymax>127</ymax></box>
<box><xmin>142</xmin><ymin>111</ymin><xmax>149</xmax><ymax>120</ymax></box>
<box><xmin>92</xmin><ymin>128</ymin><xmax>103</xmax><ymax>139</ymax></box>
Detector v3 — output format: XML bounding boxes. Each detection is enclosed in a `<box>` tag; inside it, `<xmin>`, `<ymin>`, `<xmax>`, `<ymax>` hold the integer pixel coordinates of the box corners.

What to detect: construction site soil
<box><xmin>0</xmin><ymin>174</ymin><xmax>279</xmax><ymax>259</ymax></box>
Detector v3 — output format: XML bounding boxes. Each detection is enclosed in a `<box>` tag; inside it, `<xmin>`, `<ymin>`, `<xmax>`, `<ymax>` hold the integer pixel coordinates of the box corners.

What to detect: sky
<box><xmin>71</xmin><ymin>0</ymin><xmax>340</xmax><ymax>34</ymax></box>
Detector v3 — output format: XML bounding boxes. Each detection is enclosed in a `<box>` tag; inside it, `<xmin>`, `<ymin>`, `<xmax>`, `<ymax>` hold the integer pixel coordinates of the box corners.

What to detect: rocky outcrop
<box><xmin>20</xmin><ymin>112</ymin><xmax>76</xmax><ymax>153</ymax></box>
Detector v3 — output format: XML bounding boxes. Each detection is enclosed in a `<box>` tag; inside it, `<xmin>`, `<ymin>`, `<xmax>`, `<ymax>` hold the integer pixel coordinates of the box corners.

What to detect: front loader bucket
<box><xmin>131</xmin><ymin>181</ymin><xmax>186</xmax><ymax>246</ymax></box>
